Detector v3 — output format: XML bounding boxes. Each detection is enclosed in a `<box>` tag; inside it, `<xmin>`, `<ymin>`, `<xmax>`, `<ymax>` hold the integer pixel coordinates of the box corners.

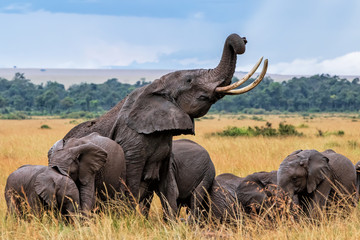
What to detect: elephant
<box><xmin>48</xmin><ymin>132</ymin><xmax>126</xmax><ymax>212</ymax></box>
<box><xmin>207</xmin><ymin>171</ymin><xmax>278</xmax><ymax>222</ymax></box>
<box><xmin>277</xmin><ymin>149</ymin><xmax>357</xmax><ymax>216</ymax></box>
<box><xmin>5</xmin><ymin>165</ymin><xmax>80</xmax><ymax>216</ymax></box>
<box><xmin>140</xmin><ymin>139</ymin><xmax>215</xmax><ymax>220</ymax></box>
<box><xmin>62</xmin><ymin>33</ymin><xmax>268</xmax><ymax>203</ymax></box>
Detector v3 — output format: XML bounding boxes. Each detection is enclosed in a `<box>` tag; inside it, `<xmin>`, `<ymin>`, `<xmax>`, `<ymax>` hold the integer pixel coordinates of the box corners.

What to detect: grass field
<box><xmin>1</xmin><ymin>113</ymin><xmax>360</xmax><ymax>239</ymax></box>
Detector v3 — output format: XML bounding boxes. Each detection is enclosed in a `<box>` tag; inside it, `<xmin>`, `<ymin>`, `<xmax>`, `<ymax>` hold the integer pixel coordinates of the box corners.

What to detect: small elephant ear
<box><xmin>289</xmin><ymin>149</ymin><xmax>303</xmax><ymax>156</ymax></box>
<box><xmin>307</xmin><ymin>153</ymin><xmax>331</xmax><ymax>193</ymax></box>
<box><xmin>121</xmin><ymin>79</ymin><xmax>194</xmax><ymax>135</ymax></box>
<box><xmin>47</xmin><ymin>139</ymin><xmax>64</xmax><ymax>164</ymax></box>
<box><xmin>69</xmin><ymin>142</ymin><xmax>108</xmax><ymax>185</ymax></box>
<box><xmin>35</xmin><ymin>171</ymin><xmax>57</xmax><ymax>207</ymax></box>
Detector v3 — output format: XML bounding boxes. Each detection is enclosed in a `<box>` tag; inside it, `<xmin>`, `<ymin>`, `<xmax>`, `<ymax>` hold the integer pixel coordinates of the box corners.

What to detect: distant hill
<box><xmin>0</xmin><ymin>68</ymin><xmax>359</xmax><ymax>88</ymax></box>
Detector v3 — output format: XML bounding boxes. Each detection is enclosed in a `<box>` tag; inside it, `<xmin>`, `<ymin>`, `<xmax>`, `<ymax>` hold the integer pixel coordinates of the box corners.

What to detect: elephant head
<box><xmin>48</xmin><ymin>138</ymin><xmax>108</xmax><ymax>212</ymax></box>
<box><xmin>34</xmin><ymin>166</ymin><xmax>80</xmax><ymax>214</ymax></box>
<box><xmin>277</xmin><ymin>149</ymin><xmax>331</xmax><ymax>205</ymax></box>
<box><xmin>120</xmin><ymin>33</ymin><xmax>268</xmax><ymax>135</ymax></box>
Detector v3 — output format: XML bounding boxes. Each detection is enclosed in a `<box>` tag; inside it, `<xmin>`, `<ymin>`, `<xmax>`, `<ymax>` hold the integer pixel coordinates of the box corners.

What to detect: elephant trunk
<box><xmin>79</xmin><ymin>178</ymin><xmax>96</xmax><ymax>213</ymax></box>
<box><xmin>211</xmin><ymin>33</ymin><xmax>247</xmax><ymax>86</ymax></box>
<box><xmin>210</xmin><ymin>33</ymin><xmax>268</xmax><ymax>95</ymax></box>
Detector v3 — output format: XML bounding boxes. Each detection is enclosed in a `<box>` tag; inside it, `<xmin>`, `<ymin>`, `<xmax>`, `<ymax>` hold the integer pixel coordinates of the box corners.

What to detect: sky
<box><xmin>0</xmin><ymin>0</ymin><xmax>360</xmax><ymax>76</ymax></box>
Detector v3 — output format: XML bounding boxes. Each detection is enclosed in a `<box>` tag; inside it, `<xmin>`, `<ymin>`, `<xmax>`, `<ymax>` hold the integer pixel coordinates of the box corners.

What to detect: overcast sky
<box><xmin>1</xmin><ymin>0</ymin><xmax>360</xmax><ymax>76</ymax></box>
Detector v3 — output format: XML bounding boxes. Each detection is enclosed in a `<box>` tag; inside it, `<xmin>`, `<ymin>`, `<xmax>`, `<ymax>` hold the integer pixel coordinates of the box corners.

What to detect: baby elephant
<box><xmin>278</xmin><ymin>149</ymin><xmax>358</xmax><ymax>216</ymax></box>
<box><xmin>208</xmin><ymin>171</ymin><xmax>278</xmax><ymax>222</ymax></box>
<box><xmin>5</xmin><ymin>165</ymin><xmax>80</xmax><ymax>216</ymax></box>
<box><xmin>140</xmin><ymin>139</ymin><xmax>215</xmax><ymax>220</ymax></box>
<box><xmin>48</xmin><ymin>132</ymin><xmax>126</xmax><ymax>212</ymax></box>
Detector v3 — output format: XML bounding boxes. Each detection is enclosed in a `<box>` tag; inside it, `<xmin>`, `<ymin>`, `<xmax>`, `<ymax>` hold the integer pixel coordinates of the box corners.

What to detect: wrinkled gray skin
<box><xmin>140</xmin><ymin>139</ymin><xmax>215</xmax><ymax>220</ymax></box>
<box><xmin>207</xmin><ymin>171</ymin><xmax>277</xmax><ymax>221</ymax></box>
<box><xmin>277</xmin><ymin>149</ymin><xmax>357</xmax><ymax>215</ymax></box>
<box><xmin>62</xmin><ymin>34</ymin><xmax>248</xmax><ymax>202</ymax></box>
<box><xmin>5</xmin><ymin>165</ymin><xmax>80</xmax><ymax>216</ymax></box>
<box><xmin>48</xmin><ymin>132</ymin><xmax>126</xmax><ymax>212</ymax></box>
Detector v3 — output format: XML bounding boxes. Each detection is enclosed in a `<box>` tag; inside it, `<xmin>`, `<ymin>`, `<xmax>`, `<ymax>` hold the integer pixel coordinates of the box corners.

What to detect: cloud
<box><xmin>1</xmin><ymin>3</ymin><xmax>32</xmax><ymax>13</ymax></box>
<box><xmin>83</xmin><ymin>41</ymin><xmax>174</xmax><ymax>68</ymax></box>
<box><xmin>264</xmin><ymin>52</ymin><xmax>360</xmax><ymax>75</ymax></box>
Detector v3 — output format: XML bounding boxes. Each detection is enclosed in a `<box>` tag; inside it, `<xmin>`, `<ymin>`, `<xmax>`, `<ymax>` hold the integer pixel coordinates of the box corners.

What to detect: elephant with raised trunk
<box><xmin>277</xmin><ymin>149</ymin><xmax>358</xmax><ymax>216</ymax></box>
<box><xmin>48</xmin><ymin>132</ymin><xmax>126</xmax><ymax>212</ymax></box>
<box><xmin>62</xmin><ymin>33</ymin><xmax>268</xmax><ymax>202</ymax></box>
<box><xmin>140</xmin><ymin>139</ymin><xmax>215</xmax><ymax>220</ymax></box>
<box><xmin>5</xmin><ymin>165</ymin><xmax>80</xmax><ymax>216</ymax></box>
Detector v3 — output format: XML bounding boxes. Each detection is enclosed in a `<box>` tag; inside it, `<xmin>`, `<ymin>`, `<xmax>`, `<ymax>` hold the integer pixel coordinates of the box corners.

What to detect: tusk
<box><xmin>222</xmin><ymin>59</ymin><xmax>268</xmax><ymax>95</ymax></box>
<box><xmin>215</xmin><ymin>57</ymin><xmax>263</xmax><ymax>92</ymax></box>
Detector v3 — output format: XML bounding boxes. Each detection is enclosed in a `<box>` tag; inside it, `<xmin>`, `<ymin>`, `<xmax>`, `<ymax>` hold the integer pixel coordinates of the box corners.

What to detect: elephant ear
<box><xmin>307</xmin><ymin>152</ymin><xmax>331</xmax><ymax>194</ymax></box>
<box><xmin>121</xmin><ymin>79</ymin><xmax>194</xmax><ymax>135</ymax></box>
<box><xmin>34</xmin><ymin>169</ymin><xmax>58</xmax><ymax>207</ymax></box>
<box><xmin>69</xmin><ymin>142</ymin><xmax>108</xmax><ymax>186</ymax></box>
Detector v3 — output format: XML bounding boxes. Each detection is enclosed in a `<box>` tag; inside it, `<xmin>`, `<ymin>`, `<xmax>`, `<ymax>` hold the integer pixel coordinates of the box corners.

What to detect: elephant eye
<box><xmin>186</xmin><ymin>78</ymin><xmax>192</xmax><ymax>83</ymax></box>
<box><xmin>292</xmin><ymin>177</ymin><xmax>297</xmax><ymax>182</ymax></box>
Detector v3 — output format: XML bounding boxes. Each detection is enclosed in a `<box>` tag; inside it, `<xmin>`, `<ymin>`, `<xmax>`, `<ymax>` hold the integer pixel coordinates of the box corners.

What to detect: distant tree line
<box><xmin>0</xmin><ymin>73</ymin><xmax>360</xmax><ymax>117</ymax></box>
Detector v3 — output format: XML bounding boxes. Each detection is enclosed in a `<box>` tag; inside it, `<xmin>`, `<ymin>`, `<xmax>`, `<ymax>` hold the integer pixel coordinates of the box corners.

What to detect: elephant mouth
<box><xmin>215</xmin><ymin>57</ymin><xmax>268</xmax><ymax>95</ymax></box>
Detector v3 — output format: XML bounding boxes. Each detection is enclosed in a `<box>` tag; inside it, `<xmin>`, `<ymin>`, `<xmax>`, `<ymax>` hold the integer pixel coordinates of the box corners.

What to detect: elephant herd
<box><xmin>4</xmin><ymin>33</ymin><xmax>358</xmax><ymax>224</ymax></box>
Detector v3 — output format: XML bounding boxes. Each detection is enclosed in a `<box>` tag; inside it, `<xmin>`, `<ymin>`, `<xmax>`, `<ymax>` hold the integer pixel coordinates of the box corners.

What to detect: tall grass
<box><xmin>1</xmin><ymin>114</ymin><xmax>360</xmax><ymax>239</ymax></box>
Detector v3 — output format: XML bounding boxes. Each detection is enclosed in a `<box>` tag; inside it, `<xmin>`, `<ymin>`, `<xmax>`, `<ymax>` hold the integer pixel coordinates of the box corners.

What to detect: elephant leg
<box><xmin>125</xmin><ymin>160</ymin><xmax>147</xmax><ymax>204</ymax></box>
<box><xmin>309</xmin><ymin>180</ymin><xmax>331</xmax><ymax>218</ymax></box>
<box><xmin>138</xmin><ymin>181</ymin><xmax>156</xmax><ymax>218</ymax></box>
<box><xmin>158</xmin><ymin>170</ymin><xmax>179</xmax><ymax>221</ymax></box>
<box><xmin>190</xmin><ymin>180</ymin><xmax>208</xmax><ymax>221</ymax></box>
<box><xmin>139</xmin><ymin>191</ymin><xmax>154</xmax><ymax>218</ymax></box>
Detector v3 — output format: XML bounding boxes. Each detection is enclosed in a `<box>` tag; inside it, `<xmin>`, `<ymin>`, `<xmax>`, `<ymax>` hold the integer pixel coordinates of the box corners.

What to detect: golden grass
<box><xmin>1</xmin><ymin>113</ymin><xmax>360</xmax><ymax>239</ymax></box>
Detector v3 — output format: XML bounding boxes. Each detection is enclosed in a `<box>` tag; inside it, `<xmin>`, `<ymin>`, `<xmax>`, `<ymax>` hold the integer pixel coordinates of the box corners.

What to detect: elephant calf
<box><xmin>207</xmin><ymin>171</ymin><xmax>279</xmax><ymax>222</ymax></box>
<box><xmin>278</xmin><ymin>149</ymin><xmax>358</xmax><ymax>216</ymax></box>
<box><xmin>48</xmin><ymin>132</ymin><xmax>126</xmax><ymax>212</ymax></box>
<box><xmin>140</xmin><ymin>139</ymin><xmax>215</xmax><ymax>220</ymax></box>
<box><xmin>5</xmin><ymin>165</ymin><xmax>80</xmax><ymax>216</ymax></box>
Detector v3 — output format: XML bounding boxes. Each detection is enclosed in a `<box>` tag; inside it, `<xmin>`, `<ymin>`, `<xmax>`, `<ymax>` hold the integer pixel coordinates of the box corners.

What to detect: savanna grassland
<box><xmin>1</xmin><ymin>114</ymin><xmax>360</xmax><ymax>239</ymax></box>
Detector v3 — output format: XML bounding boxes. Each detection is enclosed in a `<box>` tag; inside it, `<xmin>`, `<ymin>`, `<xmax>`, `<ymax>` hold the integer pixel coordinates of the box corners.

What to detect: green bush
<box><xmin>40</xmin><ymin>124</ymin><xmax>51</xmax><ymax>129</ymax></box>
<box><xmin>216</xmin><ymin>122</ymin><xmax>303</xmax><ymax>137</ymax></box>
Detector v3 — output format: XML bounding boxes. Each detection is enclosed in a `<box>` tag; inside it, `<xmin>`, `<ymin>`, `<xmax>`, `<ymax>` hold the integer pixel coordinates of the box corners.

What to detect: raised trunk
<box><xmin>211</xmin><ymin>33</ymin><xmax>247</xmax><ymax>86</ymax></box>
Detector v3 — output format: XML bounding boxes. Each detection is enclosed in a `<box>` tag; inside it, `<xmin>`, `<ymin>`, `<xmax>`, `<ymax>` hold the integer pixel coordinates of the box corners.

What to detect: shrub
<box><xmin>317</xmin><ymin>129</ymin><xmax>345</xmax><ymax>137</ymax></box>
<box><xmin>216</xmin><ymin>122</ymin><xmax>302</xmax><ymax>137</ymax></box>
<box><xmin>348</xmin><ymin>140</ymin><xmax>358</xmax><ymax>149</ymax></box>
<box><xmin>40</xmin><ymin>124</ymin><xmax>51</xmax><ymax>129</ymax></box>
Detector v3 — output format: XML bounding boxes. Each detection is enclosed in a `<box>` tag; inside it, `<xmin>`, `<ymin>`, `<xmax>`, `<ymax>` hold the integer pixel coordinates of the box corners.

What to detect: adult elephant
<box><xmin>208</xmin><ymin>171</ymin><xmax>278</xmax><ymax>221</ymax></box>
<box><xmin>277</xmin><ymin>149</ymin><xmax>357</xmax><ymax>216</ymax></box>
<box><xmin>63</xmin><ymin>33</ymin><xmax>268</xmax><ymax>202</ymax></box>
<box><xmin>48</xmin><ymin>132</ymin><xmax>126</xmax><ymax>212</ymax></box>
<box><xmin>140</xmin><ymin>139</ymin><xmax>215</xmax><ymax>220</ymax></box>
<box><xmin>5</xmin><ymin>165</ymin><xmax>80</xmax><ymax>216</ymax></box>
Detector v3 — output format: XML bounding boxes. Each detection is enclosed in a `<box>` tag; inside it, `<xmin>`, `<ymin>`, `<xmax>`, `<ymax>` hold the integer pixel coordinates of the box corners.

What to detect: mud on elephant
<box><xmin>62</xmin><ymin>33</ymin><xmax>268</xmax><ymax>203</ymax></box>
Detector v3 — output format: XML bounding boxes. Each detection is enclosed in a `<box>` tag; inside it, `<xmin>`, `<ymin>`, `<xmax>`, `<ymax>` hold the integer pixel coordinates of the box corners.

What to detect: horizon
<box><xmin>1</xmin><ymin>67</ymin><xmax>359</xmax><ymax>89</ymax></box>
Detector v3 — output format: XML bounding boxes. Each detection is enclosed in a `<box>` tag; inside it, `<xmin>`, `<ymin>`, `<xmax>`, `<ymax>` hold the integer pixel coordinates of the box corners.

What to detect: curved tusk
<box><xmin>215</xmin><ymin>57</ymin><xmax>263</xmax><ymax>92</ymax></box>
<box><xmin>222</xmin><ymin>59</ymin><xmax>268</xmax><ymax>95</ymax></box>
